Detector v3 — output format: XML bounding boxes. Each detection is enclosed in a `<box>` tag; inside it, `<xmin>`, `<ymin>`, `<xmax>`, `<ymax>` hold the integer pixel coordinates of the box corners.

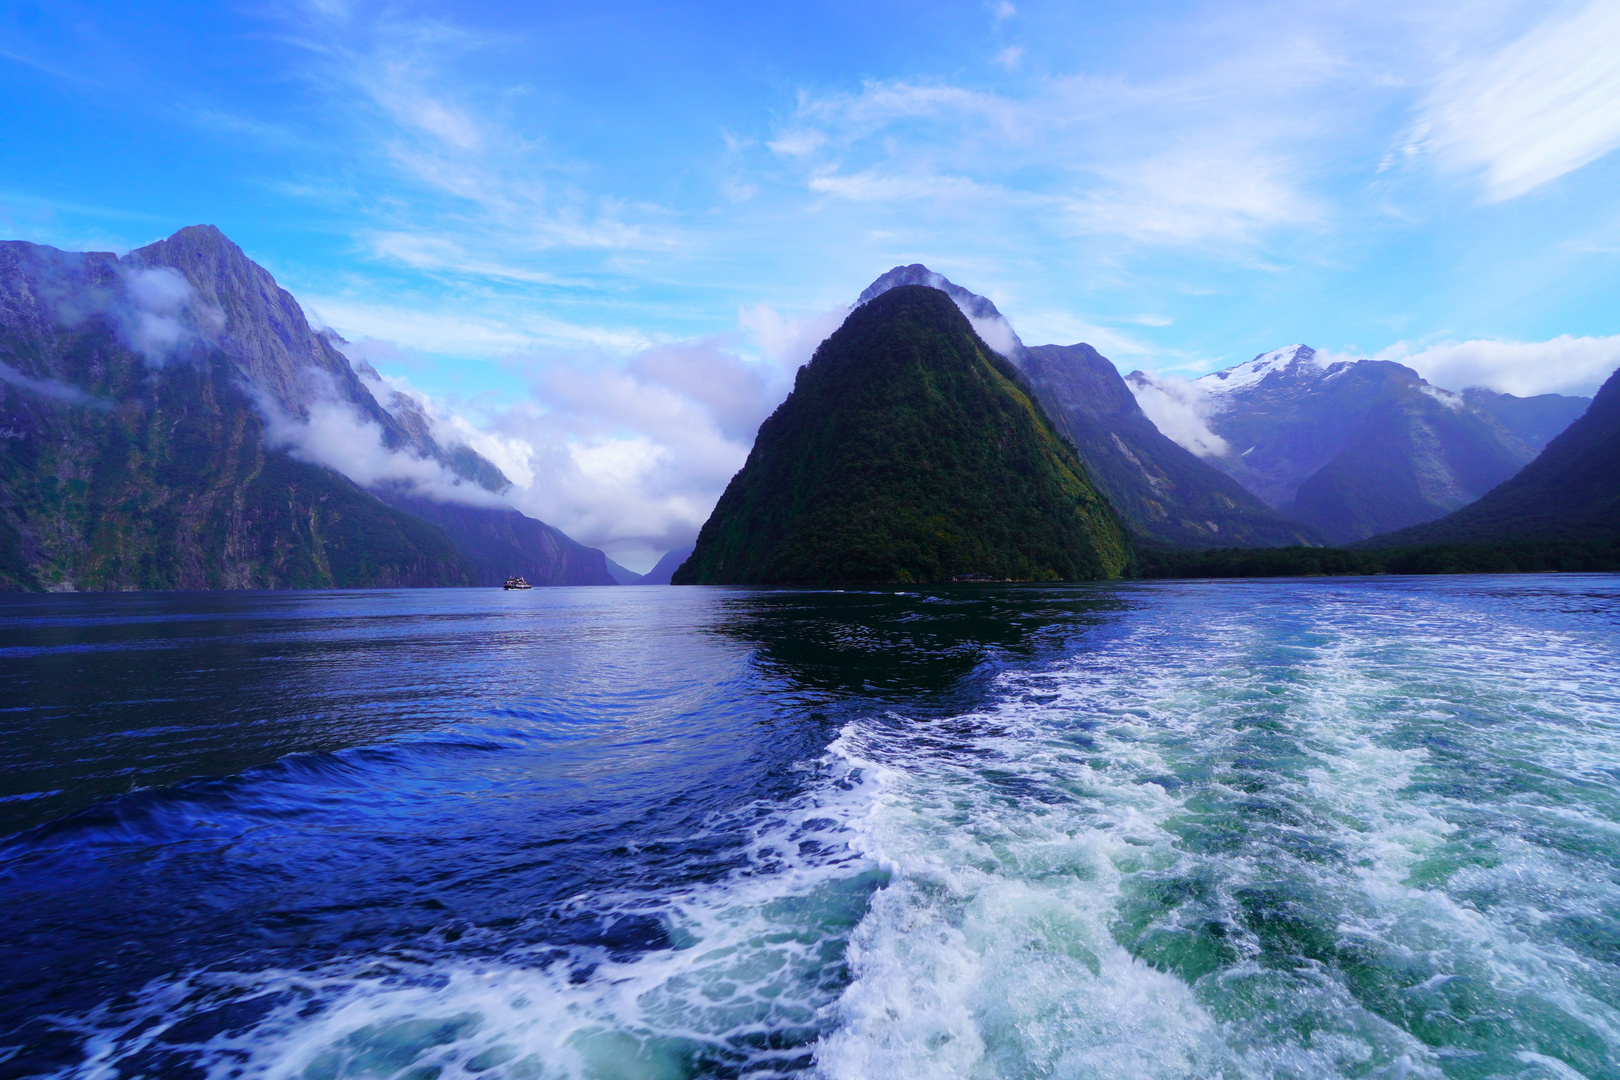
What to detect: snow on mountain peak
<box><xmin>1197</xmin><ymin>344</ymin><xmax>1325</xmax><ymax>395</ymax></box>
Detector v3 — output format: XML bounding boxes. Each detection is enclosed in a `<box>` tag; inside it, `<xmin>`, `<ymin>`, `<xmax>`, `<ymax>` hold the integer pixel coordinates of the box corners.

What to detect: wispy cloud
<box><xmin>275</xmin><ymin>4</ymin><xmax>676</xmax><ymax>279</ymax></box>
<box><xmin>1414</xmin><ymin>0</ymin><xmax>1620</xmax><ymax>201</ymax></box>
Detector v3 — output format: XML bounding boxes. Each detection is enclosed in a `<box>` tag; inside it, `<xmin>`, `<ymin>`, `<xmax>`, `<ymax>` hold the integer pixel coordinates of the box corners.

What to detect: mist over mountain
<box><xmin>675</xmin><ymin>285</ymin><xmax>1129</xmax><ymax>585</ymax></box>
<box><xmin>0</xmin><ymin>226</ymin><xmax>617</xmax><ymax>590</ymax></box>
<box><xmin>1129</xmin><ymin>346</ymin><xmax>1591</xmax><ymax>544</ymax></box>
<box><xmin>857</xmin><ymin>266</ymin><xmax>1318</xmax><ymax>548</ymax></box>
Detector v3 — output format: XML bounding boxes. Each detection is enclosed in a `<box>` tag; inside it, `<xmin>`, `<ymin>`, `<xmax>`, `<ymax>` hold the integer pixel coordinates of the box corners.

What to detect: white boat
<box><xmin>503</xmin><ymin>576</ymin><xmax>532</xmax><ymax>590</ymax></box>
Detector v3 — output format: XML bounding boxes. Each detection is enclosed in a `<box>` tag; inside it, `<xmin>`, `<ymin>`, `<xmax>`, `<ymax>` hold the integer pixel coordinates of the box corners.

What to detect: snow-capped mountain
<box><xmin>1196</xmin><ymin>344</ymin><xmax>1346</xmax><ymax>395</ymax></box>
<box><xmin>1129</xmin><ymin>346</ymin><xmax>1591</xmax><ymax>543</ymax></box>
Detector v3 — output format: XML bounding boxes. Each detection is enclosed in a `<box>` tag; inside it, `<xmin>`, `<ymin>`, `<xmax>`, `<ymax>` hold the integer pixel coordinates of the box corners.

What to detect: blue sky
<box><xmin>4</xmin><ymin>0</ymin><xmax>1620</xmax><ymax>567</ymax></box>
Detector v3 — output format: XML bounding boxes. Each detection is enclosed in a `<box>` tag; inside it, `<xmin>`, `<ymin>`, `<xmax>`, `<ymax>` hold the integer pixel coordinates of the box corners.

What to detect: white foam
<box><xmin>49</xmin><ymin>754</ymin><xmax>893</xmax><ymax>1080</ymax></box>
<box><xmin>811</xmin><ymin>584</ymin><xmax>1620</xmax><ymax>1078</ymax></box>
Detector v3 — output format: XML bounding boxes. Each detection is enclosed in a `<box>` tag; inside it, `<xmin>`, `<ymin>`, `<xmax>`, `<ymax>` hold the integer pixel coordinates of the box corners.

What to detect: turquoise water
<box><xmin>1</xmin><ymin>577</ymin><xmax>1617</xmax><ymax>1078</ymax></box>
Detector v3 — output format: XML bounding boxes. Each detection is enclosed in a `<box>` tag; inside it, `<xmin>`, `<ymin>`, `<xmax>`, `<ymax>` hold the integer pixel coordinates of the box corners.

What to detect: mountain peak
<box><xmin>1198</xmin><ymin>344</ymin><xmax>1331</xmax><ymax>395</ymax></box>
<box><xmin>856</xmin><ymin>264</ymin><xmax>1024</xmax><ymax>359</ymax></box>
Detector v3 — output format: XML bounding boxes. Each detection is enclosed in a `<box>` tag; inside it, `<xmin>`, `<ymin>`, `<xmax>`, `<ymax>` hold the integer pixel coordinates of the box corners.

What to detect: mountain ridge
<box><xmin>1362</xmin><ymin>365</ymin><xmax>1620</xmax><ymax>547</ymax></box>
<box><xmin>1130</xmin><ymin>346</ymin><xmax>1590</xmax><ymax>543</ymax></box>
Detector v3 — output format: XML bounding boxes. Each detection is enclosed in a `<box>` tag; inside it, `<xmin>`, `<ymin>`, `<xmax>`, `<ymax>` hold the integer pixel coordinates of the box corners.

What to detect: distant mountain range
<box><xmin>675</xmin><ymin>285</ymin><xmax>1128</xmax><ymax>585</ymax></box>
<box><xmin>0</xmin><ymin>225</ymin><xmax>621</xmax><ymax>590</ymax></box>
<box><xmin>1130</xmin><ymin>345</ymin><xmax>1591</xmax><ymax>543</ymax></box>
<box><xmin>637</xmin><ymin>544</ymin><xmax>694</xmax><ymax>585</ymax></box>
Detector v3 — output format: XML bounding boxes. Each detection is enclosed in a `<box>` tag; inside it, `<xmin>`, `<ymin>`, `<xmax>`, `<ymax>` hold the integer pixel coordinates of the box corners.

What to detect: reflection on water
<box><xmin>1</xmin><ymin>578</ymin><xmax>1617</xmax><ymax>1079</ymax></box>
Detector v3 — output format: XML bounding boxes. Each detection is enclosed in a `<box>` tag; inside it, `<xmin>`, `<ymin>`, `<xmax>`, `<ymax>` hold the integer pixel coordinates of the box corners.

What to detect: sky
<box><xmin>4</xmin><ymin>0</ymin><xmax>1620</xmax><ymax>569</ymax></box>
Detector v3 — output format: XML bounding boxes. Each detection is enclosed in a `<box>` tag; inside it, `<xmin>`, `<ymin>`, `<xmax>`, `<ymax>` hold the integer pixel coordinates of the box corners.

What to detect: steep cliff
<box><xmin>0</xmin><ymin>227</ymin><xmax>621</xmax><ymax>590</ymax></box>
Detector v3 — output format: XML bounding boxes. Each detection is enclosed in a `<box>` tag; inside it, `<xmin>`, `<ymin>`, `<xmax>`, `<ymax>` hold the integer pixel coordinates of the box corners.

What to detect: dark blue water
<box><xmin>1</xmin><ymin>579</ymin><xmax>1617</xmax><ymax>1079</ymax></box>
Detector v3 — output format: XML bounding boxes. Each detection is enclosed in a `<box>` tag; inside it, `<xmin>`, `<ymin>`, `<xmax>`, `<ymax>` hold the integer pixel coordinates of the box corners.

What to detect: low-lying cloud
<box><xmin>1370</xmin><ymin>335</ymin><xmax>1620</xmax><ymax>397</ymax></box>
<box><xmin>343</xmin><ymin>303</ymin><xmax>846</xmax><ymax>571</ymax></box>
<box><xmin>257</xmin><ymin>390</ymin><xmax>509</xmax><ymax>508</ymax></box>
<box><xmin>1124</xmin><ymin>371</ymin><xmax>1231</xmax><ymax>459</ymax></box>
<box><xmin>0</xmin><ymin>360</ymin><xmax>108</xmax><ymax>408</ymax></box>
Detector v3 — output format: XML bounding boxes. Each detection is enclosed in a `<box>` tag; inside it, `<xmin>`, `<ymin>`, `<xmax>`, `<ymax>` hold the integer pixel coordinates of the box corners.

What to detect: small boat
<box><xmin>503</xmin><ymin>575</ymin><xmax>532</xmax><ymax>590</ymax></box>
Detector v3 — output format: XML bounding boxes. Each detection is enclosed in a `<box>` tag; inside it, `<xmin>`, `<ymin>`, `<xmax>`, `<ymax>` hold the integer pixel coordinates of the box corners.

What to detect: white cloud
<box><xmin>769</xmin><ymin>60</ymin><xmax>1333</xmax><ymax>249</ymax></box>
<box><xmin>1124</xmin><ymin>371</ymin><xmax>1232</xmax><ymax>458</ymax></box>
<box><xmin>349</xmin><ymin>303</ymin><xmax>848</xmax><ymax>569</ymax></box>
<box><xmin>994</xmin><ymin>46</ymin><xmax>1024</xmax><ymax>71</ymax></box>
<box><xmin>1416</xmin><ymin>0</ymin><xmax>1620</xmax><ymax>201</ymax></box>
<box><xmin>0</xmin><ymin>361</ymin><xmax>106</xmax><ymax>407</ymax></box>
<box><xmin>258</xmin><ymin>391</ymin><xmax>508</xmax><ymax>507</ymax></box>
<box><xmin>1374</xmin><ymin>334</ymin><xmax>1620</xmax><ymax>396</ymax></box>
<box><xmin>1065</xmin><ymin>143</ymin><xmax>1321</xmax><ymax>245</ymax></box>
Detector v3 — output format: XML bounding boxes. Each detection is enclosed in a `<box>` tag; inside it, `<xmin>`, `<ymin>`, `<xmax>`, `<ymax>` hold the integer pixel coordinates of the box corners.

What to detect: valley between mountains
<box><xmin>0</xmin><ymin>228</ymin><xmax>1609</xmax><ymax>590</ymax></box>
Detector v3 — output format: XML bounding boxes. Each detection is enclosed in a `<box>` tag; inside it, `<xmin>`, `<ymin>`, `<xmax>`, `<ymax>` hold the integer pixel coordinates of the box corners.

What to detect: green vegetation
<box><xmin>1135</xmin><ymin>538</ymin><xmax>1620</xmax><ymax>579</ymax></box>
<box><xmin>674</xmin><ymin>285</ymin><xmax>1131</xmax><ymax>585</ymax></box>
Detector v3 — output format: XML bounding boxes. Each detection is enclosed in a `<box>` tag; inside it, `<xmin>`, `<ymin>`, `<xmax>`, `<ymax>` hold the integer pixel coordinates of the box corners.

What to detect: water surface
<box><xmin>1</xmin><ymin>578</ymin><xmax>1617</xmax><ymax>1079</ymax></box>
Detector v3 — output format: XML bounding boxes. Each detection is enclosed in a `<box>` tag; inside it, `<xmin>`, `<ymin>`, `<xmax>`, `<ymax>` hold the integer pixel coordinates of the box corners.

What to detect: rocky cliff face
<box><xmin>0</xmin><ymin>226</ymin><xmax>610</xmax><ymax>590</ymax></box>
<box><xmin>1131</xmin><ymin>346</ymin><xmax>1590</xmax><ymax>544</ymax></box>
<box><xmin>0</xmin><ymin>240</ymin><xmax>474</xmax><ymax>589</ymax></box>
<box><xmin>675</xmin><ymin>285</ymin><xmax>1130</xmax><ymax>585</ymax></box>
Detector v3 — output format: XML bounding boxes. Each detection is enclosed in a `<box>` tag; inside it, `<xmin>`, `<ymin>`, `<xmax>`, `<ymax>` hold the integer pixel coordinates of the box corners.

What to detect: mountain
<box><xmin>673</xmin><ymin>285</ymin><xmax>1130</xmax><ymax>585</ymax></box>
<box><xmin>1016</xmin><ymin>344</ymin><xmax>1321</xmax><ymax>547</ymax></box>
<box><xmin>0</xmin><ymin>236</ymin><xmax>473</xmax><ymax>590</ymax></box>
<box><xmin>1459</xmin><ymin>387</ymin><xmax>1590</xmax><ymax>453</ymax></box>
<box><xmin>0</xmin><ymin>226</ymin><xmax>613</xmax><ymax>590</ymax></box>
<box><xmin>1130</xmin><ymin>345</ymin><xmax>1589</xmax><ymax>544</ymax></box>
<box><xmin>638</xmin><ymin>544</ymin><xmax>694</xmax><ymax>585</ymax></box>
<box><xmin>856</xmin><ymin>265</ymin><xmax>1317</xmax><ymax>548</ymax></box>
<box><xmin>373</xmin><ymin>492</ymin><xmax>619</xmax><ymax>586</ymax></box>
<box><xmin>604</xmin><ymin>558</ymin><xmax>644</xmax><ymax>585</ymax></box>
<box><xmin>1364</xmin><ymin>366</ymin><xmax>1620</xmax><ymax>547</ymax></box>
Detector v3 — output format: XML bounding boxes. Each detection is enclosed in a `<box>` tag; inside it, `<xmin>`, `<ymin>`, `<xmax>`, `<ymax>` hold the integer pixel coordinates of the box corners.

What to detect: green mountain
<box><xmin>1363</xmin><ymin>365</ymin><xmax>1620</xmax><ymax>547</ymax></box>
<box><xmin>673</xmin><ymin>285</ymin><xmax>1130</xmax><ymax>585</ymax></box>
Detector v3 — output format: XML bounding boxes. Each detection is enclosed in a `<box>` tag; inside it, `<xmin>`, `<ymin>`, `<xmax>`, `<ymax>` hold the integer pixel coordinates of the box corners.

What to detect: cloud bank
<box><xmin>334</xmin><ymin>304</ymin><xmax>847</xmax><ymax>570</ymax></box>
<box><xmin>1371</xmin><ymin>335</ymin><xmax>1620</xmax><ymax>397</ymax></box>
<box><xmin>1124</xmin><ymin>371</ymin><xmax>1231</xmax><ymax>460</ymax></box>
